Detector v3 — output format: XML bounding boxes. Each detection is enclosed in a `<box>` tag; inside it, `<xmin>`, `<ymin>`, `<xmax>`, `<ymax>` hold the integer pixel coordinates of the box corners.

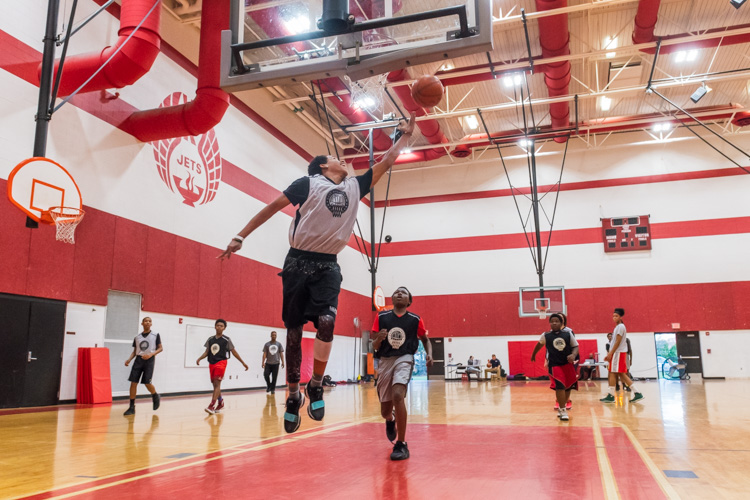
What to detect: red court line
<box><xmin>27</xmin><ymin>424</ymin><xmax>606</xmax><ymax>499</ymax></box>
<box><xmin>18</xmin><ymin>423</ymin><xmax>345</xmax><ymax>500</ymax></box>
<box><xmin>602</xmin><ymin>427</ymin><xmax>667</xmax><ymax>500</ymax></box>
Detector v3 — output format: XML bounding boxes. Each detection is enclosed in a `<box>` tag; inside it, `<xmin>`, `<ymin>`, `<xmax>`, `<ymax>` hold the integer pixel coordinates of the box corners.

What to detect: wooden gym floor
<box><xmin>3</xmin><ymin>378</ymin><xmax>750</xmax><ymax>499</ymax></box>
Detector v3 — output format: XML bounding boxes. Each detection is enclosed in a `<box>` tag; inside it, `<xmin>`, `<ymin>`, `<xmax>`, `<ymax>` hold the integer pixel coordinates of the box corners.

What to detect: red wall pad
<box><xmin>77</xmin><ymin>347</ymin><xmax>112</xmax><ymax>405</ymax></box>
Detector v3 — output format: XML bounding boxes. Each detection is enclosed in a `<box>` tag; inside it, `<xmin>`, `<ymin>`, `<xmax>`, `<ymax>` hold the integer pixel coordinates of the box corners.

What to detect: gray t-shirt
<box><xmin>263</xmin><ymin>341</ymin><xmax>284</xmax><ymax>365</ymax></box>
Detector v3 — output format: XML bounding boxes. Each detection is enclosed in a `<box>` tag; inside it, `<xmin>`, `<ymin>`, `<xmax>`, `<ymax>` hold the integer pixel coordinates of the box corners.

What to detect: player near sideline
<box><xmin>123</xmin><ymin>317</ymin><xmax>162</xmax><ymax>416</ymax></box>
<box><xmin>601</xmin><ymin>308</ymin><xmax>644</xmax><ymax>403</ymax></box>
<box><xmin>196</xmin><ymin>319</ymin><xmax>249</xmax><ymax>414</ymax></box>
<box><xmin>531</xmin><ymin>313</ymin><xmax>579</xmax><ymax>421</ymax></box>
<box><xmin>372</xmin><ymin>286</ymin><xmax>432</xmax><ymax>461</ymax></box>
<box><xmin>219</xmin><ymin>113</ymin><xmax>418</xmax><ymax>433</ymax></box>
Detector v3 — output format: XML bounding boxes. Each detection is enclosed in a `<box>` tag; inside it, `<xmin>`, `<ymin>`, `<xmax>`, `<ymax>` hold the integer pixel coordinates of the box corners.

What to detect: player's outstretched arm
<box><xmin>218</xmin><ymin>194</ymin><xmax>291</xmax><ymax>260</ymax></box>
<box><xmin>370</xmin><ymin>112</ymin><xmax>417</xmax><ymax>188</ymax></box>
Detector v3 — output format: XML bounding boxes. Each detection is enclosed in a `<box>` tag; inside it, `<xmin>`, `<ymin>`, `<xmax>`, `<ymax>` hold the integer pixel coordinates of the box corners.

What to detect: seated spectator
<box><xmin>579</xmin><ymin>353</ymin><xmax>596</xmax><ymax>381</ymax></box>
<box><xmin>466</xmin><ymin>356</ymin><xmax>482</xmax><ymax>380</ymax></box>
<box><xmin>484</xmin><ymin>354</ymin><xmax>504</xmax><ymax>379</ymax></box>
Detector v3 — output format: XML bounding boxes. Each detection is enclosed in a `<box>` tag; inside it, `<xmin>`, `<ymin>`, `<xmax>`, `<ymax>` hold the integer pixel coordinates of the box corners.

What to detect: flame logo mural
<box><xmin>151</xmin><ymin>92</ymin><xmax>222</xmax><ymax>207</ymax></box>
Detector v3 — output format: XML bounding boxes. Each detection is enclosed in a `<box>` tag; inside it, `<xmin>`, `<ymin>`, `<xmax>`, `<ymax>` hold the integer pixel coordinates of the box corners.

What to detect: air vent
<box><xmin>606</xmin><ymin>61</ymin><xmax>643</xmax><ymax>90</ymax></box>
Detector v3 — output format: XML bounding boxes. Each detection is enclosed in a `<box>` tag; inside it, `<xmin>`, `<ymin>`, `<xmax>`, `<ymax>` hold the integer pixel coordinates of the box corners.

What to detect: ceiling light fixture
<box><xmin>604</xmin><ymin>36</ymin><xmax>618</xmax><ymax>58</ymax></box>
<box><xmin>518</xmin><ymin>139</ymin><xmax>532</xmax><ymax>148</ymax></box>
<box><xmin>652</xmin><ymin>122</ymin><xmax>671</xmax><ymax>132</ymax></box>
<box><xmin>599</xmin><ymin>96</ymin><xmax>612</xmax><ymax>111</ymax></box>
<box><xmin>464</xmin><ymin>114</ymin><xmax>479</xmax><ymax>130</ymax></box>
<box><xmin>283</xmin><ymin>15</ymin><xmax>310</xmax><ymax>35</ymax></box>
<box><xmin>731</xmin><ymin>0</ymin><xmax>747</xmax><ymax>9</ymax></box>
<box><xmin>354</xmin><ymin>96</ymin><xmax>376</xmax><ymax>110</ymax></box>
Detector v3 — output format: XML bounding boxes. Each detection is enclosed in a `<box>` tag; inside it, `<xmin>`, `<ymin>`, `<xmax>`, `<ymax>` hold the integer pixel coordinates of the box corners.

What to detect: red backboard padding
<box><xmin>77</xmin><ymin>347</ymin><xmax>112</xmax><ymax>404</ymax></box>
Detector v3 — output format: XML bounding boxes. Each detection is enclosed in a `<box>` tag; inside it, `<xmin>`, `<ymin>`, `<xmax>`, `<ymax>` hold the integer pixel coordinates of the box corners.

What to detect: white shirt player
<box><xmin>612</xmin><ymin>323</ymin><xmax>628</xmax><ymax>353</ymax></box>
<box><xmin>283</xmin><ymin>171</ymin><xmax>372</xmax><ymax>255</ymax></box>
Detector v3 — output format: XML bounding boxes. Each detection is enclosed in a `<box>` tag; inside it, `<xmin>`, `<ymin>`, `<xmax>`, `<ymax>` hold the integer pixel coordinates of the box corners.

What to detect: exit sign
<box><xmin>602</xmin><ymin>215</ymin><xmax>652</xmax><ymax>253</ymax></box>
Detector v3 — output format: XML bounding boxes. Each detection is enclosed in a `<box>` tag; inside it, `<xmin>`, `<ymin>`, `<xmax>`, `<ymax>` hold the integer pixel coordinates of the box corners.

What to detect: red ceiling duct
<box><xmin>535</xmin><ymin>0</ymin><xmax>571</xmax><ymax>144</ymax></box>
<box><xmin>732</xmin><ymin>111</ymin><xmax>750</xmax><ymax>127</ymax></box>
<box><xmin>39</xmin><ymin>0</ymin><xmax>161</xmax><ymax>95</ymax></box>
<box><xmin>632</xmin><ymin>0</ymin><xmax>662</xmax><ymax>44</ymax></box>
<box><xmin>122</xmin><ymin>0</ymin><xmax>230</xmax><ymax>141</ymax></box>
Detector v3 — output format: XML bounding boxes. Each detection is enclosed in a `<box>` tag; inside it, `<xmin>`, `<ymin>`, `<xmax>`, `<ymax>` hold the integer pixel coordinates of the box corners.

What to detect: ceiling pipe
<box><xmin>535</xmin><ymin>0</ymin><xmax>572</xmax><ymax>144</ymax></box>
<box><xmin>122</xmin><ymin>0</ymin><xmax>230</xmax><ymax>140</ymax></box>
<box><xmin>39</xmin><ymin>0</ymin><xmax>161</xmax><ymax>95</ymax></box>
<box><xmin>632</xmin><ymin>0</ymin><xmax>662</xmax><ymax>44</ymax></box>
<box><xmin>344</xmin><ymin>105</ymin><xmax>741</xmax><ymax>165</ymax></box>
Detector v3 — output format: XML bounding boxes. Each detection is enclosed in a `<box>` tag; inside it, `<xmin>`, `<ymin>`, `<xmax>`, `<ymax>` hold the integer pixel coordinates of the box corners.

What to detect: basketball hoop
<box><xmin>345</xmin><ymin>74</ymin><xmax>388</xmax><ymax>117</ymax></box>
<box><xmin>373</xmin><ymin>286</ymin><xmax>386</xmax><ymax>312</ymax></box>
<box><xmin>48</xmin><ymin>206</ymin><xmax>85</xmax><ymax>244</ymax></box>
<box><xmin>534</xmin><ymin>298</ymin><xmax>551</xmax><ymax>320</ymax></box>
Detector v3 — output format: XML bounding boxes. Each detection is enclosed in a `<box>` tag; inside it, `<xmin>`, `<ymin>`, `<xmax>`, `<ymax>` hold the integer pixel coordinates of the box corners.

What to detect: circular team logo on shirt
<box><xmin>269</xmin><ymin>344</ymin><xmax>278</xmax><ymax>355</ymax></box>
<box><xmin>211</xmin><ymin>344</ymin><xmax>220</xmax><ymax>355</ymax></box>
<box><xmin>553</xmin><ymin>337</ymin><xmax>567</xmax><ymax>351</ymax></box>
<box><xmin>139</xmin><ymin>340</ymin><xmax>149</xmax><ymax>352</ymax></box>
<box><xmin>325</xmin><ymin>189</ymin><xmax>349</xmax><ymax>218</ymax></box>
<box><xmin>387</xmin><ymin>327</ymin><xmax>406</xmax><ymax>349</ymax></box>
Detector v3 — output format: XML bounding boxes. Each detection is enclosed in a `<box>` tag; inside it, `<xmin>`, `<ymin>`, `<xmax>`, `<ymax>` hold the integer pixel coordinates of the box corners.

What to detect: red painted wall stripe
<box><xmin>374</xmin><ymin>167</ymin><xmax>750</xmax><ymax>208</ymax></box>
<box><xmin>378</xmin><ymin>216</ymin><xmax>750</xmax><ymax>256</ymax></box>
<box><xmin>414</xmin><ymin>281</ymin><xmax>750</xmax><ymax>337</ymax></box>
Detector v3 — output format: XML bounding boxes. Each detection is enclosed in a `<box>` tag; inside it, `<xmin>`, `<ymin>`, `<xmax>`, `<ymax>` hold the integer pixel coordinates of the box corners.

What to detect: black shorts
<box><xmin>128</xmin><ymin>356</ymin><xmax>155</xmax><ymax>384</ymax></box>
<box><xmin>279</xmin><ymin>248</ymin><xmax>342</xmax><ymax>329</ymax></box>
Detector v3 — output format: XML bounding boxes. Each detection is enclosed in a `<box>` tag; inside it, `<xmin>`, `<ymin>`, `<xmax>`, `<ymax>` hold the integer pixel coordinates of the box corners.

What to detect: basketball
<box><xmin>411</xmin><ymin>75</ymin><xmax>444</xmax><ymax>108</ymax></box>
<box><xmin>487</xmin><ymin>362</ymin><xmax>492</xmax><ymax>368</ymax></box>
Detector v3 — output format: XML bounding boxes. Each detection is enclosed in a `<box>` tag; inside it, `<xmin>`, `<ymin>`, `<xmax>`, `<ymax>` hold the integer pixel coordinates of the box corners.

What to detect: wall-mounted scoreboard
<box><xmin>601</xmin><ymin>215</ymin><xmax>652</xmax><ymax>252</ymax></box>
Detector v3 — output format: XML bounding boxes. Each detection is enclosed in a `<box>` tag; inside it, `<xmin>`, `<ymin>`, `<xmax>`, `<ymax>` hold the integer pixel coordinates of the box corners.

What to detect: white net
<box><xmin>534</xmin><ymin>298</ymin><xmax>551</xmax><ymax>320</ymax></box>
<box><xmin>48</xmin><ymin>207</ymin><xmax>85</xmax><ymax>244</ymax></box>
<box><xmin>345</xmin><ymin>74</ymin><xmax>388</xmax><ymax>117</ymax></box>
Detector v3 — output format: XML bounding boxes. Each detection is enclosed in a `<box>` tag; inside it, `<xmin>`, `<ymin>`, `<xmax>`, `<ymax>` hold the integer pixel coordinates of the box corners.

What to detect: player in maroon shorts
<box><xmin>196</xmin><ymin>319</ymin><xmax>249</xmax><ymax>414</ymax></box>
<box><xmin>531</xmin><ymin>313</ymin><xmax>579</xmax><ymax>421</ymax></box>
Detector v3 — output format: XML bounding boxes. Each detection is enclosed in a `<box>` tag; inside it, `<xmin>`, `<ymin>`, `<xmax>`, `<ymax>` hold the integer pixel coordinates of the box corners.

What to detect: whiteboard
<box><xmin>185</xmin><ymin>325</ymin><xmax>215</xmax><ymax>368</ymax></box>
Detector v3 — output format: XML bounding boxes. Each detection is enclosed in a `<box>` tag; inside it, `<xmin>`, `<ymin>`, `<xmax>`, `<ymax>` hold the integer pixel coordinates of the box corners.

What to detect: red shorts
<box><xmin>209</xmin><ymin>360</ymin><xmax>227</xmax><ymax>381</ymax></box>
<box><xmin>609</xmin><ymin>352</ymin><xmax>628</xmax><ymax>373</ymax></box>
<box><xmin>549</xmin><ymin>364</ymin><xmax>578</xmax><ymax>391</ymax></box>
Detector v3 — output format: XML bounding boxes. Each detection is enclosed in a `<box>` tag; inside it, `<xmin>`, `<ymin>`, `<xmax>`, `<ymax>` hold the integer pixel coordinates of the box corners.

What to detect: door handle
<box><xmin>28</xmin><ymin>351</ymin><xmax>38</xmax><ymax>362</ymax></box>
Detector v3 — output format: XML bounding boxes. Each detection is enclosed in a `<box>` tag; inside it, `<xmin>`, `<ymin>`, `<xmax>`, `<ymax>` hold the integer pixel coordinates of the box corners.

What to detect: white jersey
<box><xmin>612</xmin><ymin>323</ymin><xmax>628</xmax><ymax>353</ymax></box>
<box><xmin>283</xmin><ymin>171</ymin><xmax>371</xmax><ymax>255</ymax></box>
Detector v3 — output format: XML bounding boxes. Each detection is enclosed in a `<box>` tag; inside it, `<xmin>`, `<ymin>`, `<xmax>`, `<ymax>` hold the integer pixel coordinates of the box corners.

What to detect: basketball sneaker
<box><xmin>390</xmin><ymin>441</ymin><xmax>410</xmax><ymax>461</ymax></box>
<box><xmin>152</xmin><ymin>393</ymin><xmax>160</xmax><ymax>410</ymax></box>
<box><xmin>205</xmin><ymin>403</ymin><xmax>215</xmax><ymax>415</ymax></box>
<box><xmin>565</xmin><ymin>400</ymin><xmax>572</xmax><ymax>410</ymax></box>
<box><xmin>554</xmin><ymin>401</ymin><xmax>560</xmax><ymax>410</ymax></box>
<box><xmin>385</xmin><ymin>411</ymin><xmax>397</xmax><ymax>443</ymax></box>
<box><xmin>559</xmin><ymin>409</ymin><xmax>569</xmax><ymax>421</ymax></box>
<box><xmin>600</xmin><ymin>394</ymin><xmax>615</xmax><ymax>403</ymax></box>
<box><xmin>629</xmin><ymin>392</ymin><xmax>645</xmax><ymax>403</ymax></box>
<box><xmin>123</xmin><ymin>405</ymin><xmax>135</xmax><ymax>416</ymax></box>
<box><xmin>215</xmin><ymin>399</ymin><xmax>224</xmax><ymax>413</ymax></box>
<box><xmin>305</xmin><ymin>384</ymin><xmax>325</xmax><ymax>421</ymax></box>
<box><xmin>283</xmin><ymin>393</ymin><xmax>305</xmax><ymax>434</ymax></box>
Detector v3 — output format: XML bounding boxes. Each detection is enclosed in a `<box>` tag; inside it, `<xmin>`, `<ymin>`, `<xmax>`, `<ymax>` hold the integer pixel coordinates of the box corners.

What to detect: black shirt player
<box><xmin>372</xmin><ymin>286</ymin><xmax>432</xmax><ymax>461</ymax></box>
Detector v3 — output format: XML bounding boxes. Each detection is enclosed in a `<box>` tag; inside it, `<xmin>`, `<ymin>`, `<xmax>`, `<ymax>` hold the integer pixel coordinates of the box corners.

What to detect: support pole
<box><xmin>528</xmin><ymin>140</ymin><xmax>544</xmax><ymax>289</ymax></box>
<box><xmin>29</xmin><ymin>0</ymin><xmax>61</xmax><ymax>228</ymax></box>
<box><xmin>368</xmin><ymin>128</ymin><xmax>377</xmax><ymax>310</ymax></box>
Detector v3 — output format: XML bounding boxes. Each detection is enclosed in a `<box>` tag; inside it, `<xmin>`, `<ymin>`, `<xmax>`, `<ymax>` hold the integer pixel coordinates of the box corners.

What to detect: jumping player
<box><xmin>196</xmin><ymin>319</ymin><xmax>249</xmax><ymax>414</ymax></box>
<box><xmin>601</xmin><ymin>308</ymin><xmax>644</xmax><ymax>403</ymax></box>
<box><xmin>219</xmin><ymin>113</ymin><xmax>418</xmax><ymax>433</ymax></box>
<box><xmin>372</xmin><ymin>286</ymin><xmax>432</xmax><ymax>460</ymax></box>
<box><xmin>531</xmin><ymin>313</ymin><xmax>579</xmax><ymax>421</ymax></box>
<box><xmin>123</xmin><ymin>317</ymin><xmax>162</xmax><ymax>416</ymax></box>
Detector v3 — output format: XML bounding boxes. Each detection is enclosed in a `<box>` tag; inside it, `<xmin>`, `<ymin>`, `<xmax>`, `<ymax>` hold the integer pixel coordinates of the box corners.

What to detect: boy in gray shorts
<box><xmin>372</xmin><ymin>287</ymin><xmax>432</xmax><ymax>461</ymax></box>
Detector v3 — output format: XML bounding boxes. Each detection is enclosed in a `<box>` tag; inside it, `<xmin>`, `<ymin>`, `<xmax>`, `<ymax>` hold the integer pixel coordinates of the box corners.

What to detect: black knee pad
<box><xmin>315</xmin><ymin>315</ymin><xmax>335</xmax><ymax>342</ymax></box>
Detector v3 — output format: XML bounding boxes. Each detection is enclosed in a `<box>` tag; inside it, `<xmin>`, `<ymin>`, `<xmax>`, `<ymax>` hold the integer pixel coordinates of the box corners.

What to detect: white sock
<box><xmin>629</xmin><ymin>384</ymin><xmax>638</xmax><ymax>393</ymax></box>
